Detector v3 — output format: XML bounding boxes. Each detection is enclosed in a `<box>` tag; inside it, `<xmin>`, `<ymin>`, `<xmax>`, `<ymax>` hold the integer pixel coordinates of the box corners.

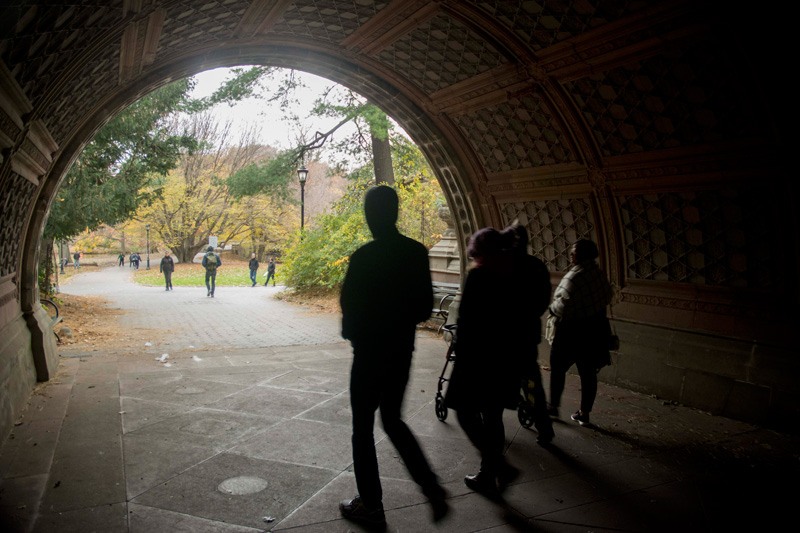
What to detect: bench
<box><xmin>41</xmin><ymin>298</ymin><xmax>63</xmax><ymax>342</ymax></box>
<box><xmin>431</xmin><ymin>281</ymin><xmax>460</xmax><ymax>332</ymax></box>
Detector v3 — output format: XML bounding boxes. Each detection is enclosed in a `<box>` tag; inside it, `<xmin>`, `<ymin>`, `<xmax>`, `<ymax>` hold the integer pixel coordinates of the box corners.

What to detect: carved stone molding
<box><xmin>620</xmin><ymin>291</ymin><xmax>766</xmax><ymax>321</ymax></box>
<box><xmin>234</xmin><ymin>0</ymin><xmax>293</xmax><ymax>39</ymax></box>
<box><xmin>430</xmin><ymin>64</ymin><xmax>538</xmax><ymax>117</ymax></box>
<box><xmin>602</xmin><ymin>143</ymin><xmax>776</xmax><ymax>193</ymax></box>
<box><xmin>341</xmin><ymin>0</ymin><xmax>437</xmax><ymax>55</ymax></box>
<box><xmin>486</xmin><ymin>162</ymin><xmax>589</xmax><ymax>199</ymax></box>
<box><xmin>539</xmin><ymin>0</ymin><xmax>701</xmax><ymax>82</ymax></box>
<box><xmin>119</xmin><ymin>6</ymin><xmax>167</xmax><ymax>83</ymax></box>
<box><xmin>586</xmin><ymin>165</ymin><xmax>607</xmax><ymax>191</ymax></box>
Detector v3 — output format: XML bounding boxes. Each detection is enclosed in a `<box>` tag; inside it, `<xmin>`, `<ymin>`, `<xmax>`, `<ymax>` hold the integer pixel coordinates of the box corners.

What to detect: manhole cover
<box><xmin>217</xmin><ymin>476</ymin><xmax>269</xmax><ymax>495</ymax></box>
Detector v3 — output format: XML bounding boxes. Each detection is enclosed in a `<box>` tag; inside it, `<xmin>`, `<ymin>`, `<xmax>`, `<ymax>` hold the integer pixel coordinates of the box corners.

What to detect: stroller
<box><xmin>434</xmin><ymin>324</ymin><xmax>536</xmax><ymax>428</ymax></box>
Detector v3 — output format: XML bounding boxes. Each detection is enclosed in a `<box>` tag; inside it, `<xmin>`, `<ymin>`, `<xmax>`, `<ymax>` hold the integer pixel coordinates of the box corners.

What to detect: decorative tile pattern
<box><xmin>155</xmin><ymin>0</ymin><xmax>250</xmax><ymax>61</ymax></box>
<box><xmin>376</xmin><ymin>13</ymin><xmax>507</xmax><ymax>94</ymax></box>
<box><xmin>454</xmin><ymin>92</ymin><xmax>575</xmax><ymax>173</ymax></box>
<box><xmin>0</xmin><ymin>1</ymin><xmax>122</xmax><ymax>107</ymax></box>
<box><xmin>41</xmin><ymin>49</ymin><xmax>120</xmax><ymax>145</ymax></box>
<box><xmin>468</xmin><ymin>0</ymin><xmax>642</xmax><ymax>52</ymax></box>
<box><xmin>618</xmin><ymin>189</ymin><xmax>779</xmax><ymax>288</ymax></box>
<box><xmin>500</xmin><ymin>198</ymin><xmax>596</xmax><ymax>272</ymax></box>
<box><xmin>272</xmin><ymin>0</ymin><xmax>389</xmax><ymax>43</ymax></box>
<box><xmin>0</xmin><ymin>172</ymin><xmax>37</xmax><ymax>278</ymax></box>
<box><xmin>565</xmin><ymin>42</ymin><xmax>763</xmax><ymax>156</ymax></box>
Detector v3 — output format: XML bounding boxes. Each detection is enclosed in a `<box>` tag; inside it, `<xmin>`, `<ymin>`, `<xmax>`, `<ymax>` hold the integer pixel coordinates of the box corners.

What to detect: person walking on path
<box><xmin>547</xmin><ymin>239</ymin><xmax>613</xmax><ymax>426</ymax></box>
<box><xmin>73</xmin><ymin>251</ymin><xmax>80</xmax><ymax>269</ymax></box>
<box><xmin>202</xmin><ymin>246</ymin><xmax>222</xmax><ymax>297</ymax></box>
<box><xmin>118</xmin><ymin>252</ymin><xmax>124</xmax><ymax>267</ymax></box>
<box><xmin>339</xmin><ymin>185</ymin><xmax>448</xmax><ymax>528</ymax></box>
<box><xmin>444</xmin><ymin>228</ymin><xmax>526</xmax><ymax>499</ymax></box>
<box><xmin>501</xmin><ymin>224</ymin><xmax>554</xmax><ymax>444</ymax></box>
<box><xmin>263</xmin><ymin>257</ymin><xmax>276</xmax><ymax>287</ymax></box>
<box><xmin>160</xmin><ymin>251</ymin><xmax>175</xmax><ymax>291</ymax></box>
<box><xmin>248</xmin><ymin>253</ymin><xmax>259</xmax><ymax>287</ymax></box>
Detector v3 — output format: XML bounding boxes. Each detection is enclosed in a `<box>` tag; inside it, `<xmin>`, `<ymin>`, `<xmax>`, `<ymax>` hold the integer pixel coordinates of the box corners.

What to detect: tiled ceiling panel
<box><xmin>453</xmin><ymin>92</ymin><xmax>575</xmax><ymax>173</ymax></box>
<box><xmin>376</xmin><ymin>12</ymin><xmax>507</xmax><ymax>94</ymax></box>
<box><xmin>467</xmin><ymin>0</ymin><xmax>645</xmax><ymax>52</ymax></box>
<box><xmin>271</xmin><ymin>0</ymin><xmax>389</xmax><ymax>43</ymax></box>
<box><xmin>565</xmin><ymin>42</ymin><xmax>764</xmax><ymax>156</ymax></box>
<box><xmin>0</xmin><ymin>2</ymin><xmax>122</xmax><ymax>105</ymax></box>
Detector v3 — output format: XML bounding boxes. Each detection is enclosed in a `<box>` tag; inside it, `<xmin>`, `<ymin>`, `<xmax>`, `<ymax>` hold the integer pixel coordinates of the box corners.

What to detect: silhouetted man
<box><xmin>339</xmin><ymin>185</ymin><xmax>447</xmax><ymax>528</ymax></box>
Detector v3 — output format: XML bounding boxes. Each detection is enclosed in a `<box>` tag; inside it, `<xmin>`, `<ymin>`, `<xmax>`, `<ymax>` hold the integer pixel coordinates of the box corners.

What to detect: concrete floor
<box><xmin>0</xmin><ymin>267</ymin><xmax>796</xmax><ymax>531</ymax></box>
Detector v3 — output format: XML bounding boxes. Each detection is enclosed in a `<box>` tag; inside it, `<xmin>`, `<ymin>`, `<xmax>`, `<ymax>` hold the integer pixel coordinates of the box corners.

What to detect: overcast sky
<box><xmin>189</xmin><ymin>67</ymin><xmax>360</xmax><ymax>153</ymax></box>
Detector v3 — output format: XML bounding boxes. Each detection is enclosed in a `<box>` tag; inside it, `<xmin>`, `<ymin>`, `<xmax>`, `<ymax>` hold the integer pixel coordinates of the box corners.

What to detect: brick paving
<box><xmin>59</xmin><ymin>266</ymin><xmax>342</xmax><ymax>351</ymax></box>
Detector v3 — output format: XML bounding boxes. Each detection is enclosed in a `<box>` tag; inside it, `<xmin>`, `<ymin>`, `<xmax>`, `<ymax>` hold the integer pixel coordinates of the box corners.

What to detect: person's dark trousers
<box><xmin>264</xmin><ymin>272</ymin><xmax>275</xmax><ymax>286</ymax></box>
<box><xmin>549</xmin><ymin>347</ymin><xmax>597</xmax><ymax>413</ymax></box>
<box><xmin>349</xmin><ymin>347</ymin><xmax>439</xmax><ymax>509</ymax></box>
<box><xmin>249</xmin><ymin>269</ymin><xmax>257</xmax><ymax>286</ymax></box>
<box><xmin>119</xmin><ymin>258</ymin><xmax>123</xmax><ymax>266</ymax></box>
<box><xmin>205</xmin><ymin>270</ymin><xmax>216</xmax><ymax>295</ymax></box>
<box><xmin>527</xmin><ymin>363</ymin><xmax>553</xmax><ymax>433</ymax></box>
<box><xmin>164</xmin><ymin>271</ymin><xmax>173</xmax><ymax>290</ymax></box>
<box><xmin>455</xmin><ymin>404</ymin><xmax>506</xmax><ymax>476</ymax></box>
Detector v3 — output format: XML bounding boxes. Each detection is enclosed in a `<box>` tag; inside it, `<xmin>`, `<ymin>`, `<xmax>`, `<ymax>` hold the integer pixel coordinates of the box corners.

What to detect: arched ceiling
<box><xmin>0</xmin><ymin>0</ymin><xmax>791</xmax><ymax>333</ymax></box>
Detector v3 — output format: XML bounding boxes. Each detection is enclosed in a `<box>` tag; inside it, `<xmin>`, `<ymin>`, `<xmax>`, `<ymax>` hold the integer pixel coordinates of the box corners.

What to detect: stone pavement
<box><xmin>0</xmin><ymin>268</ymin><xmax>796</xmax><ymax>532</ymax></box>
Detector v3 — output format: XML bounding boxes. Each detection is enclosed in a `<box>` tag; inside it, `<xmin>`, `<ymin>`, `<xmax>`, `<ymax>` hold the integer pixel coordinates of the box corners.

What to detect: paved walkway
<box><xmin>59</xmin><ymin>266</ymin><xmax>342</xmax><ymax>351</ymax></box>
<box><xmin>0</xmin><ymin>269</ymin><xmax>795</xmax><ymax>532</ymax></box>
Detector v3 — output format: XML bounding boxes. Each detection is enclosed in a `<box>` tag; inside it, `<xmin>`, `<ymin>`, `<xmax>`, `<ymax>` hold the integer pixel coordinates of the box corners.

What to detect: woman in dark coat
<box><xmin>445</xmin><ymin>228</ymin><xmax>522</xmax><ymax>497</ymax></box>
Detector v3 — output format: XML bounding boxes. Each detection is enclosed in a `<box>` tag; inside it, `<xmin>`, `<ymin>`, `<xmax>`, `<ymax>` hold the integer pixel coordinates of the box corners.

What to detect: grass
<box><xmin>133</xmin><ymin>263</ymin><xmax>282</xmax><ymax>287</ymax></box>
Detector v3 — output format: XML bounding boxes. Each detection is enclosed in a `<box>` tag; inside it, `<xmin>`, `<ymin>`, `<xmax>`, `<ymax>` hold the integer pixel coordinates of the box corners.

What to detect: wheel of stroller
<box><xmin>435</xmin><ymin>394</ymin><xmax>448</xmax><ymax>422</ymax></box>
<box><xmin>517</xmin><ymin>402</ymin><xmax>534</xmax><ymax>428</ymax></box>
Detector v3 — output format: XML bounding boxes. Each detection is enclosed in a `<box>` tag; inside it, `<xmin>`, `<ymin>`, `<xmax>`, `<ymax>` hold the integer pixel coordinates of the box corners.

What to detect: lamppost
<box><xmin>145</xmin><ymin>224</ymin><xmax>151</xmax><ymax>270</ymax></box>
<box><xmin>59</xmin><ymin>240</ymin><xmax>65</xmax><ymax>274</ymax></box>
<box><xmin>297</xmin><ymin>165</ymin><xmax>308</xmax><ymax>231</ymax></box>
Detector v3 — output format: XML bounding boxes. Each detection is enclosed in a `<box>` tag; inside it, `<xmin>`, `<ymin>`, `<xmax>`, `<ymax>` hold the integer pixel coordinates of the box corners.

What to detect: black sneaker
<box><xmin>571</xmin><ymin>411</ymin><xmax>590</xmax><ymax>426</ymax></box>
<box><xmin>464</xmin><ymin>472</ymin><xmax>500</xmax><ymax>499</ymax></box>
<box><xmin>339</xmin><ymin>496</ymin><xmax>386</xmax><ymax>528</ymax></box>
<box><xmin>536</xmin><ymin>425</ymin><xmax>555</xmax><ymax>444</ymax></box>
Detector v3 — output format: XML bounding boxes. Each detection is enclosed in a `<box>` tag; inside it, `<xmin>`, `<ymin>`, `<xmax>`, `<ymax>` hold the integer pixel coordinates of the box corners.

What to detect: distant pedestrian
<box><xmin>73</xmin><ymin>251</ymin><xmax>80</xmax><ymax>269</ymax></box>
<box><xmin>339</xmin><ymin>186</ymin><xmax>447</xmax><ymax>528</ymax></box>
<box><xmin>160</xmin><ymin>251</ymin><xmax>175</xmax><ymax>291</ymax></box>
<box><xmin>248</xmin><ymin>253</ymin><xmax>259</xmax><ymax>287</ymax></box>
<box><xmin>129</xmin><ymin>252</ymin><xmax>133</xmax><ymax>268</ymax></box>
<box><xmin>202</xmin><ymin>246</ymin><xmax>222</xmax><ymax>297</ymax></box>
<box><xmin>132</xmin><ymin>252</ymin><xmax>140</xmax><ymax>270</ymax></box>
<box><xmin>547</xmin><ymin>239</ymin><xmax>613</xmax><ymax>426</ymax></box>
<box><xmin>118</xmin><ymin>252</ymin><xmax>124</xmax><ymax>267</ymax></box>
<box><xmin>263</xmin><ymin>257</ymin><xmax>276</xmax><ymax>286</ymax></box>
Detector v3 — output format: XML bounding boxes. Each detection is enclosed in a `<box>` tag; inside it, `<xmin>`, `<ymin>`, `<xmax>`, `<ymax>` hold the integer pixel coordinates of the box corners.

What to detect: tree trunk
<box><xmin>370</xmin><ymin>112</ymin><xmax>394</xmax><ymax>186</ymax></box>
<box><xmin>40</xmin><ymin>237</ymin><xmax>55</xmax><ymax>297</ymax></box>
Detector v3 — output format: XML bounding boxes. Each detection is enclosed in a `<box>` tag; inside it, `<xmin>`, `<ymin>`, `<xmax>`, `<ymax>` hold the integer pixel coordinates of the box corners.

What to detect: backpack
<box><xmin>205</xmin><ymin>253</ymin><xmax>218</xmax><ymax>271</ymax></box>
